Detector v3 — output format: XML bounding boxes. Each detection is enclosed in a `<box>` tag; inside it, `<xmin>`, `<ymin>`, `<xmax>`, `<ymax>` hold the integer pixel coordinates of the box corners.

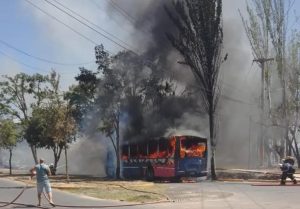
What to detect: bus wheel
<box><xmin>145</xmin><ymin>167</ymin><xmax>154</xmax><ymax>181</ymax></box>
<box><xmin>171</xmin><ymin>177</ymin><xmax>182</xmax><ymax>183</ymax></box>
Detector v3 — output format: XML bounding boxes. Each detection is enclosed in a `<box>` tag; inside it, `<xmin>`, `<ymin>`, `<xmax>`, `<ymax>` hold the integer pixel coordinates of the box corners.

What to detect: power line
<box><xmin>106</xmin><ymin>0</ymin><xmax>150</xmax><ymax>35</ymax></box>
<box><xmin>44</xmin><ymin>0</ymin><xmax>136</xmax><ymax>53</ymax></box>
<box><xmin>0</xmin><ymin>39</ymin><xmax>93</xmax><ymax>66</ymax></box>
<box><xmin>25</xmin><ymin>0</ymin><xmax>99</xmax><ymax>47</ymax></box>
<box><xmin>90</xmin><ymin>0</ymin><xmax>130</xmax><ymax>32</ymax></box>
<box><xmin>24</xmin><ymin>0</ymin><xmax>259</xmax><ymax>108</ymax></box>
<box><xmin>52</xmin><ymin>0</ymin><xmax>137</xmax><ymax>53</ymax></box>
<box><xmin>0</xmin><ymin>49</ymin><xmax>77</xmax><ymax>75</ymax></box>
<box><xmin>108</xmin><ymin>0</ymin><xmax>136</xmax><ymax>24</ymax></box>
<box><xmin>0</xmin><ymin>49</ymin><xmax>49</xmax><ymax>73</ymax></box>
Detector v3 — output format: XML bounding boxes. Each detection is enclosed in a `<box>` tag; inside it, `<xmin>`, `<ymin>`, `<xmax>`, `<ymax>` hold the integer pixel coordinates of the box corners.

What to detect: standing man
<box><xmin>30</xmin><ymin>158</ymin><xmax>55</xmax><ymax>206</ymax></box>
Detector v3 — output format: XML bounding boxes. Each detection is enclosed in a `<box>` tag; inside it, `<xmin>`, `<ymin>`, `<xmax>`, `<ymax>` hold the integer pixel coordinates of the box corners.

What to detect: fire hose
<box><xmin>0</xmin><ymin>182</ymin><xmax>172</xmax><ymax>208</ymax></box>
<box><xmin>41</xmin><ymin>182</ymin><xmax>172</xmax><ymax>208</ymax></box>
<box><xmin>0</xmin><ymin>184</ymin><xmax>28</xmax><ymax>208</ymax></box>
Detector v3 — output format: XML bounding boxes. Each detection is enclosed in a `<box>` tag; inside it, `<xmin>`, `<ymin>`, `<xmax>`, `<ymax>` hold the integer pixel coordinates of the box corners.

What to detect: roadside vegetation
<box><xmin>0</xmin><ymin>170</ymin><xmax>168</xmax><ymax>203</ymax></box>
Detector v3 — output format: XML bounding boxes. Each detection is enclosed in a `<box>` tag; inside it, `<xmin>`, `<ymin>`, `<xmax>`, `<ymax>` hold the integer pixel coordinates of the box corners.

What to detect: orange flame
<box><xmin>180</xmin><ymin>144</ymin><xmax>206</xmax><ymax>158</ymax></box>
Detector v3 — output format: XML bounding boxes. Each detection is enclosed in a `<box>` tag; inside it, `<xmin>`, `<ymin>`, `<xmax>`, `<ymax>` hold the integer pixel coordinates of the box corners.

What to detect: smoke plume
<box><xmin>106</xmin><ymin>0</ymin><xmax>261</xmax><ymax>168</ymax></box>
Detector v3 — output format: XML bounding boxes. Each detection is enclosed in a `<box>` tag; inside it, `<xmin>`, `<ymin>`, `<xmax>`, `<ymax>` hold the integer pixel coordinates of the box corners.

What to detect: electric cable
<box><xmin>25</xmin><ymin>0</ymin><xmax>99</xmax><ymax>47</ymax></box>
<box><xmin>44</xmin><ymin>0</ymin><xmax>136</xmax><ymax>53</ymax></box>
<box><xmin>0</xmin><ymin>49</ymin><xmax>50</xmax><ymax>73</ymax></box>
<box><xmin>25</xmin><ymin>0</ymin><xmax>259</xmax><ymax>108</ymax></box>
<box><xmin>51</xmin><ymin>0</ymin><xmax>137</xmax><ymax>53</ymax></box>
<box><xmin>108</xmin><ymin>0</ymin><xmax>136</xmax><ymax>25</ymax></box>
<box><xmin>0</xmin><ymin>39</ymin><xmax>93</xmax><ymax>66</ymax></box>
<box><xmin>0</xmin><ymin>49</ymin><xmax>78</xmax><ymax>75</ymax></box>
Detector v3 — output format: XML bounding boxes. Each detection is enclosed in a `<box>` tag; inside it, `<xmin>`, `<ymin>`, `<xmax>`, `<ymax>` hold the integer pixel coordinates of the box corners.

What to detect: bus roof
<box><xmin>164</xmin><ymin>129</ymin><xmax>206</xmax><ymax>139</ymax></box>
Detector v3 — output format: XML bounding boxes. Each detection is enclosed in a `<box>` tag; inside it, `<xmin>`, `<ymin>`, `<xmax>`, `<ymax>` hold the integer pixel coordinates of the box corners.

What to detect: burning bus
<box><xmin>121</xmin><ymin>134</ymin><xmax>208</xmax><ymax>181</ymax></box>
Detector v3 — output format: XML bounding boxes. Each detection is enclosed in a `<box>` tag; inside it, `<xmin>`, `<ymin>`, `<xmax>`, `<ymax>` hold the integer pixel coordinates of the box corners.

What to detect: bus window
<box><xmin>158</xmin><ymin>138</ymin><xmax>168</xmax><ymax>158</ymax></box>
<box><xmin>138</xmin><ymin>143</ymin><xmax>147</xmax><ymax>158</ymax></box>
<box><xmin>122</xmin><ymin>145</ymin><xmax>129</xmax><ymax>160</ymax></box>
<box><xmin>168</xmin><ymin>137</ymin><xmax>176</xmax><ymax>157</ymax></box>
<box><xmin>148</xmin><ymin>140</ymin><xmax>158</xmax><ymax>158</ymax></box>
<box><xmin>130</xmin><ymin>144</ymin><xmax>138</xmax><ymax>158</ymax></box>
<box><xmin>180</xmin><ymin>137</ymin><xmax>206</xmax><ymax>158</ymax></box>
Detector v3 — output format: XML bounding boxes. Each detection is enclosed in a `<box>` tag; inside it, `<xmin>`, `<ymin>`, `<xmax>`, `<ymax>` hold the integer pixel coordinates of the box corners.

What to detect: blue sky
<box><xmin>0</xmin><ymin>0</ymin><xmax>299</xmax><ymax>90</ymax></box>
<box><xmin>0</xmin><ymin>0</ymin><xmax>140</xmax><ymax>89</ymax></box>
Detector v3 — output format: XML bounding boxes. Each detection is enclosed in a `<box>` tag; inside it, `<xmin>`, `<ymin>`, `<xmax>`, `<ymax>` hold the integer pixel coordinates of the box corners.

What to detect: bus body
<box><xmin>121</xmin><ymin>135</ymin><xmax>207</xmax><ymax>180</ymax></box>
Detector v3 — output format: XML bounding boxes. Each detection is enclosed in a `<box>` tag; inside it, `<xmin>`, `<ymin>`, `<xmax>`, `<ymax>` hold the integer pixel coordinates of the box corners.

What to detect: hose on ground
<box><xmin>0</xmin><ymin>184</ymin><xmax>27</xmax><ymax>208</ymax></box>
<box><xmin>0</xmin><ymin>184</ymin><xmax>172</xmax><ymax>208</ymax></box>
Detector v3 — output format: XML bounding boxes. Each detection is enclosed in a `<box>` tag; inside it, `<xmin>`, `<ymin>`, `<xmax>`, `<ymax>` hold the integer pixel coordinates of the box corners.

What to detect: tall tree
<box><xmin>0</xmin><ymin>73</ymin><xmax>48</xmax><ymax>163</ymax></box>
<box><xmin>0</xmin><ymin>120</ymin><xmax>20</xmax><ymax>175</ymax></box>
<box><xmin>241</xmin><ymin>0</ymin><xmax>297</xmax><ymax>165</ymax></box>
<box><xmin>95</xmin><ymin>45</ymin><xmax>124</xmax><ymax>179</ymax></box>
<box><xmin>240</xmin><ymin>0</ymin><xmax>274</xmax><ymax>166</ymax></box>
<box><xmin>266</xmin><ymin>0</ymin><xmax>290</xmax><ymax>157</ymax></box>
<box><xmin>65</xmin><ymin>67</ymin><xmax>99</xmax><ymax>129</ymax></box>
<box><xmin>25</xmin><ymin>72</ymin><xmax>77</xmax><ymax>174</ymax></box>
<box><xmin>285</xmin><ymin>31</ymin><xmax>300</xmax><ymax>165</ymax></box>
<box><xmin>166</xmin><ymin>0</ymin><xmax>224</xmax><ymax>180</ymax></box>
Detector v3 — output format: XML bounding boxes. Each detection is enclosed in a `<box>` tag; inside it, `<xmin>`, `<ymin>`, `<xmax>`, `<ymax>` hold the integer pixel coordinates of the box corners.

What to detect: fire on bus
<box><xmin>121</xmin><ymin>134</ymin><xmax>208</xmax><ymax>181</ymax></box>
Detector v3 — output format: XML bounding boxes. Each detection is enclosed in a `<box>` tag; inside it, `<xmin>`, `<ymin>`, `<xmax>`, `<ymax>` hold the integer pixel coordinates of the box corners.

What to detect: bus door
<box><xmin>153</xmin><ymin>138</ymin><xmax>175</xmax><ymax>177</ymax></box>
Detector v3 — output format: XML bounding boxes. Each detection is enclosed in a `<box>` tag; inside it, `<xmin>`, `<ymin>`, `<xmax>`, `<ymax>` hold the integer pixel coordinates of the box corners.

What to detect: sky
<box><xmin>0</xmin><ymin>0</ymin><xmax>142</xmax><ymax>89</ymax></box>
<box><xmin>0</xmin><ymin>0</ymin><xmax>300</xmax><ymax>172</ymax></box>
<box><xmin>0</xmin><ymin>0</ymin><xmax>299</xmax><ymax>90</ymax></box>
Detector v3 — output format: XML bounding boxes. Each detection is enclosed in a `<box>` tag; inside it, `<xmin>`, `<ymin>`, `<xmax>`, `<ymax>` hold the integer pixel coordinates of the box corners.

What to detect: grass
<box><xmin>61</xmin><ymin>186</ymin><xmax>165</xmax><ymax>202</ymax></box>
<box><xmin>0</xmin><ymin>171</ymin><xmax>168</xmax><ymax>203</ymax></box>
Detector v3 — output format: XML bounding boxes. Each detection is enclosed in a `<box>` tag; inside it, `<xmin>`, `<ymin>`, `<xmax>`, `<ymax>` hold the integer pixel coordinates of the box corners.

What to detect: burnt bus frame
<box><xmin>121</xmin><ymin>136</ymin><xmax>208</xmax><ymax>180</ymax></box>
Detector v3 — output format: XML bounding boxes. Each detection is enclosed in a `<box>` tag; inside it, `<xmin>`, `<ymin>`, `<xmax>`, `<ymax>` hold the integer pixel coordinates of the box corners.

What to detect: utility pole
<box><xmin>253</xmin><ymin>58</ymin><xmax>274</xmax><ymax>167</ymax></box>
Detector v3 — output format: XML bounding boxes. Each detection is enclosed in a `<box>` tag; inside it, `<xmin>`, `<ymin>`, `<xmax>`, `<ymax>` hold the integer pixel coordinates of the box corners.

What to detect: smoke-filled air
<box><xmin>1</xmin><ymin>0</ymin><xmax>299</xmax><ymax>179</ymax></box>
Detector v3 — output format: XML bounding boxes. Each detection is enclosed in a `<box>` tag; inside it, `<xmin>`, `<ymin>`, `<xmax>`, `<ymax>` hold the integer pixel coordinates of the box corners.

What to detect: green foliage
<box><xmin>25</xmin><ymin>103</ymin><xmax>76</xmax><ymax>149</ymax></box>
<box><xmin>65</xmin><ymin>68</ymin><xmax>99</xmax><ymax>128</ymax></box>
<box><xmin>0</xmin><ymin>120</ymin><xmax>19</xmax><ymax>149</ymax></box>
<box><xmin>0</xmin><ymin>73</ymin><xmax>49</xmax><ymax>120</ymax></box>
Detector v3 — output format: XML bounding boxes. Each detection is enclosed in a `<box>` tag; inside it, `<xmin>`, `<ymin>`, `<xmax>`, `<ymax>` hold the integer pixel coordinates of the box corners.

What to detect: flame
<box><xmin>122</xmin><ymin>136</ymin><xmax>205</xmax><ymax>160</ymax></box>
<box><xmin>180</xmin><ymin>144</ymin><xmax>206</xmax><ymax>158</ymax></box>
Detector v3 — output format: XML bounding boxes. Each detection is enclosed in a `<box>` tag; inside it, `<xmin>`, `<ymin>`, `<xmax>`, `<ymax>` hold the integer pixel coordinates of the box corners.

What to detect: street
<box><xmin>1</xmin><ymin>178</ymin><xmax>300</xmax><ymax>209</ymax></box>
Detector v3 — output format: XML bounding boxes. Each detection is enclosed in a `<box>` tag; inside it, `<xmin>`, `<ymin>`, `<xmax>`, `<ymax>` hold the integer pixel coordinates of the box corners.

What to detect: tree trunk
<box><xmin>115</xmin><ymin>119</ymin><xmax>121</xmax><ymax>179</ymax></box>
<box><xmin>65</xmin><ymin>146</ymin><xmax>70</xmax><ymax>183</ymax></box>
<box><xmin>9</xmin><ymin>149</ymin><xmax>12</xmax><ymax>175</ymax></box>
<box><xmin>52</xmin><ymin>146</ymin><xmax>63</xmax><ymax>175</ymax></box>
<box><xmin>30</xmin><ymin>145</ymin><xmax>38</xmax><ymax>164</ymax></box>
<box><xmin>0</xmin><ymin>149</ymin><xmax>3</xmax><ymax>166</ymax></box>
<box><xmin>209</xmin><ymin>105</ymin><xmax>217</xmax><ymax>180</ymax></box>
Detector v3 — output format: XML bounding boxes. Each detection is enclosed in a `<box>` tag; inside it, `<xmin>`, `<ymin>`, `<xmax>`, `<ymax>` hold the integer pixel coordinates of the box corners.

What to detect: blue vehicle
<box><xmin>121</xmin><ymin>135</ymin><xmax>208</xmax><ymax>181</ymax></box>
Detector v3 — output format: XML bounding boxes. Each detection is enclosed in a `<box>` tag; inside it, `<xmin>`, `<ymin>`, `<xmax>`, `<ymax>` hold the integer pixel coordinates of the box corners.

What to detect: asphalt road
<box><xmin>1</xmin><ymin>178</ymin><xmax>300</xmax><ymax>209</ymax></box>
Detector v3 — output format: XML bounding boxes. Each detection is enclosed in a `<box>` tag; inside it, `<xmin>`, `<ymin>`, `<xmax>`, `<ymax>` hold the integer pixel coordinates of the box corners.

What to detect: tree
<box><xmin>0</xmin><ymin>120</ymin><xmax>19</xmax><ymax>175</ymax></box>
<box><xmin>71</xmin><ymin>44</ymin><xmax>194</xmax><ymax>179</ymax></box>
<box><xmin>0</xmin><ymin>73</ymin><xmax>49</xmax><ymax>164</ymax></box>
<box><xmin>240</xmin><ymin>0</ymin><xmax>274</xmax><ymax>166</ymax></box>
<box><xmin>95</xmin><ymin>45</ymin><xmax>124</xmax><ymax>179</ymax></box>
<box><xmin>285</xmin><ymin>31</ymin><xmax>300</xmax><ymax>165</ymax></box>
<box><xmin>94</xmin><ymin>46</ymin><xmax>181</xmax><ymax>178</ymax></box>
<box><xmin>241</xmin><ymin>0</ymin><xmax>298</xmax><ymax>166</ymax></box>
<box><xmin>25</xmin><ymin>72</ymin><xmax>77</xmax><ymax>174</ymax></box>
<box><xmin>166</xmin><ymin>0</ymin><xmax>224</xmax><ymax>180</ymax></box>
<box><xmin>65</xmin><ymin>68</ymin><xmax>99</xmax><ymax>129</ymax></box>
